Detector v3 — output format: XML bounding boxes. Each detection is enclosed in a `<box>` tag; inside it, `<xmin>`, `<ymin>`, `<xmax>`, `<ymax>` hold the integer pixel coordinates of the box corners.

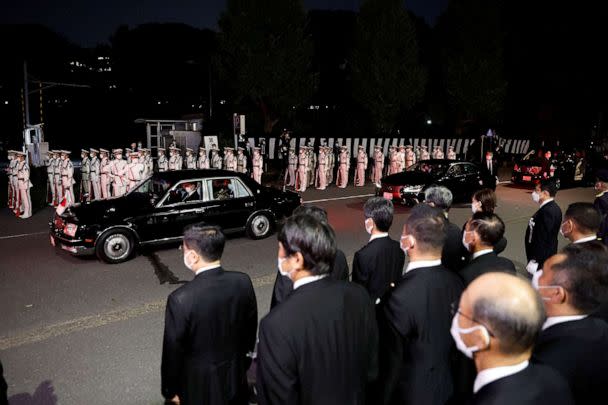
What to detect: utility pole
<box><xmin>23</xmin><ymin>61</ymin><xmax>30</xmax><ymax>128</ymax></box>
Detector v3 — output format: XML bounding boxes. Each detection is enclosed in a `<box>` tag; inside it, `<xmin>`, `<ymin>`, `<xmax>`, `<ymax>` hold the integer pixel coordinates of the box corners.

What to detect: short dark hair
<box><xmin>473</xmin><ymin>189</ymin><xmax>497</xmax><ymax>213</ymax></box>
<box><xmin>467</xmin><ymin>212</ymin><xmax>505</xmax><ymax>246</ymax></box>
<box><xmin>550</xmin><ymin>242</ymin><xmax>608</xmax><ymax>312</ymax></box>
<box><xmin>405</xmin><ymin>203</ymin><xmax>447</xmax><ymax>252</ymax></box>
<box><xmin>278</xmin><ymin>214</ymin><xmax>337</xmax><ymax>276</ymax></box>
<box><xmin>293</xmin><ymin>205</ymin><xmax>328</xmax><ymax>223</ymax></box>
<box><xmin>538</xmin><ymin>178</ymin><xmax>558</xmax><ymax>197</ymax></box>
<box><xmin>424</xmin><ymin>186</ymin><xmax>453</xmax><ymax>211</ymax></box>
<box><xmin>565</xmin><ymin>202</ymin><xmax>601</xmax><ymax>234</ymax></box>
<box><xmin>183</xmin><ymin>224</ymin><xmax>225</xmax><ymax>262</ymax></box>
<box><xmin>364</xmin><ymin>197</ymin><xmax>394</xmax><ymax>232</ymax></box>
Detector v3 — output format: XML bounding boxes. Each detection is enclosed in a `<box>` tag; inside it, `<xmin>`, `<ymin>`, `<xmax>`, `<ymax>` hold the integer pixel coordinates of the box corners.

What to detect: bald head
<box><xmin>467</xmin><ymin>273</ymin><xmax>546</xmax><ymax>355</ymax></box>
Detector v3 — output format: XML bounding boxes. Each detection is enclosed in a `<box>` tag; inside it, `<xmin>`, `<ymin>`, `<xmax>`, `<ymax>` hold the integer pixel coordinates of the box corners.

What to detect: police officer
<box><xmin>45</xmin><ymin>150</ymin><xmax>57</xmax><ymax>206</ymax></box>
<box><xmin>80</xmin><ymin>149</ymin><xmax>90</xmax><ymax>201</ymax></box>
<box><xmin>328</xmin><ymin>145</ymin><xmax>336</xmax><ymax>184</ymax></box>
<box><xmin>125</xmin><ymin>147</ymin><xmax>133</xmax><ymax>164</ymax></box>
<box><xmin>372</xmin><ymin>145</ymin><xmax>384</xmax><ymax>185</ymax></box>
<box><xmin>185</xmin><ymin>148</ymin><xmax>197</xmax><ymax>169</ymax></box>
<box><xmin>355</xmin><ymin>145</ymin><xmax>368</xmax><ymax>187</ymax></box>
<box><xmin>308</xmin><ymin>145</ymin><xmax>316</xmax><ymax>187</ymax></box>
<box><xmin>225</xmin><ymin>147</ymin><xmax>237</xmax><ymax>171</ymax></box>
<box><xmin>297</xmin><ymin>147</ymin><xmax>308</xmax><ymax>192</ymax></box>
<box><xmin>16</xmin><ymin>151</ymin><xmax>32</xmax><ymax>219</ymax></box>
<box><xmin>211</xmin><ymin>147</ymin><xmax>222</xmax><ymax>169</ymax></box>
<box><xmin>252</xmin><ymin>146</ymin><xmax>263</xmax><ymax>184</ymax></box>
<box><xmin>387</xmin><ymin>145</ymin><xmax>398</xmax><ymax>175</ymax></box>
<box><xmin>405</xmin><ymin>145</ymin><xmax>416</xmax><ymax>168</ymax></box>
<box><xmin>447</xmin><ymin>145</ymin><xmax>456</xmax><ymax>160</ymax></box>
<box><xmin>397</xmin><ymin>145</ymin><xmax>406</xmax><ymax>172</ymax></box>
<box><xmin>337</xmin><ymin>145</ymin><xmax>350</xmax><ymax>188</ymax></box>
<box><xmin>433</xmin><ymin>145</ymin><xmax>444</xmax><ymax>159</ymax></box>
<box><xmin>53</xmin><ymin>150</ymin><xmax>63</xmax><ymax>204</ymax></box>
<box><xmin>141</xmin><ymin>149</ymin><xmax>153</xmax><ymax>178</ymax></box>
<box><xmin>197</xmin><ymin>147</ymin><xmax>209</xmax><ymax>169</ymax></box>
<box><xmin>60</xmin><ymin>150</ymin><xmax>76</xmax><ymax>203</ymax></box>
<box><xmin>99</xmin><ymin>148</ymin><xmax>111</xmax><ymax>199</ymax></box>
<box><xmin>157</xmin><ymin>147</ymin><xmax>169</xmax><ymax>172</ymax></box>
<box><xmin>316</xmin><ymin>146</ymin><xmax>328</xmax><ymax>190</ymax></box>
<box><xmin>286</xmin><ymin>147</ymin><xmax>297</xmax><ymax>186</ymax></box>
<box><xmin>110</xmin><ymin>148</ymin><xmax>128</xmax><ymax>197</ymax></box>
<box><xmin>89</xmin><ymin>148</ymin><xmax>101</xmax><ymax>201</ymax></box>
<box><xmin>420</xmin><ymin>145</ymin><xmax>430</xmax><ymax>160</ymax></box>
<box><xmin>126</xmin><ymin>151</ymin><xmax>144</xmax><ymax>191</ymax></box>
<box><xmin>236</xmin><ymin>147</ymin><xmax>247</xmax><ymax>174</ymax></box>
<box><xmin>9</xmin><ymin>150</ymin><xmax>19</xmax><ymax>211</ymax></box>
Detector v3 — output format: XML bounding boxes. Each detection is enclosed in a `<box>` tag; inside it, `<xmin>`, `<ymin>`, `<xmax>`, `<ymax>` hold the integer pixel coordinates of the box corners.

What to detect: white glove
<box><xmin>526</xmin><ymin>260</ymin><xmax>539</xmax><ymax>275</ymax></box>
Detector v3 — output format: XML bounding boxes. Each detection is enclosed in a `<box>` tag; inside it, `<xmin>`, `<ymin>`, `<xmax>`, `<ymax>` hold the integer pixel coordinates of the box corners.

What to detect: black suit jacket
<box><xmin>257</xmin><ymin>278</ymin><xmax>378</xmax><ymax>405</ymax></box>
<box><xmin>480</xmin><ymin>159</ymin><xmax>498</xmax><ymax>189</ymax></box>
<box><xmin>269</xmin><ymin>249</ymin><xmax>350</xmax><ymax>309</ymax></box>
<box><xmin>378</xmin><ymin>264</ymin><xmax>464</xmax><ymax>405</ymax></box>
<box><xmin>459</xmin><ymin>251</ymin><xmax>516</xmax><ymax>286</ymax></box>
<box><xmin>182</xmin><ymin>190</ymin><xmax>200</xmax><ymax>202</ymax></box>
<box><xmin>0</xmin><ymin>360</ymin><xmax>7</xmax><ymax>405</ymax></box>
<box><xmin>525</xmin><ymin>200</ymin><xmax>562</xmax><ymax>268</ymax></box>
<box><xmin>161</xmin><ymin>267</ymin><xmax>257</xmax><ymax>405</ymax></box>
<box><xmin>531</xmin><ymin>317</ymin><xmax>608</xmax><ymax>404</ymax></box>
<box><xmin>472</xmin><ymin>363</ymin><xmax>574</xmax><ymax>405</ymax></box>
<box><xmin>594</xmin><ymin>192</ymin><xmax>608</xmax><ymax>245</ymax></box>
<box><xmin>443</xmin><ymin>221</ymin><xmax>467</xmax><ymax>272</ymax></box>
<box><xmin>352</xmin><ymin>236</ymin><xmax>405</xmax><ymax>303</ymax></box>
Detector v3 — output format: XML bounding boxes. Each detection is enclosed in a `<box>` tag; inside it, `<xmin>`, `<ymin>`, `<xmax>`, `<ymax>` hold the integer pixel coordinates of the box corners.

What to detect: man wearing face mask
<box><xmin>257</xmin><ymin>215</ymin><xmax>377</xmax><ymax>405</ymax></box>
<box><xmin>531</xmin><ymin>243</ymin><xmax>608</xmax><ymax>404</ymax></box>
<box><xmin>480</xmin><ymin>151</ymin><xmax>498</xmax><ymax>190</ymax></box>
<box><xmin>352</xmin><ymin>197</ymin><xmax>405</xmax><ymax>304</ymax></box>
<box><xmin>161</xmin><ymin>224</ymin><xmax>257</xmax><ymax>405</ymax></box>
<box><xmin>453</xmin><ymin>272</ymin><xmax>573</xmax><ymax>405</ymax></box>
<box><xmin>525</xmin><ymin>179</ymin><xmax>562</xmax><ymax>275</ymax></box>
<box><xmin>377</xmin><ymin>204</ymin><xmax>464</xmax><ymax>405</ymax></box>
<box><xmin>593</xmin><ymin>169</ymin><xmax>608</xmax><ymax>245</ymax></box>
<box><xmin>559</xmin><ymin>202</ymin><xmax>600</xmax><ymax>244</ymax></box>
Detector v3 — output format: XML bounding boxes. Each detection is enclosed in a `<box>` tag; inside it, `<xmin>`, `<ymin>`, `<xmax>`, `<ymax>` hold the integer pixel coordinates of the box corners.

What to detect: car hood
<box><xmin>383</xmin><ymin>171</ymin><xmax>435</xmax><ymax>185</ymax></box>
<box><xmin>64</xmin><ymin>193</ymin><xmax>152</xmax><ymax>223</ymax></box>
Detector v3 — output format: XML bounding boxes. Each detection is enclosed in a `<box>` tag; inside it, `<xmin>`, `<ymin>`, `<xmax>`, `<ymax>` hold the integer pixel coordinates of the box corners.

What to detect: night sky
<box><xmin>0</xmin><ymin>0</ymin><xmax>446</xmax><ymax>46</ymax></box>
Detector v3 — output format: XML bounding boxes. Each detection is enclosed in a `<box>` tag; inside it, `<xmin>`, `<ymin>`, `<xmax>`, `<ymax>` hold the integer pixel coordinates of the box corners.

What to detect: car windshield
<box><xmin>129</xmin><ymin>176</ymin><xmax>173</xmax><ymax>197</ymax></box>
<box><xmin>407</xmin><ymin>161</ymin><xmax>448</xmax><ymax>176</ymax></box>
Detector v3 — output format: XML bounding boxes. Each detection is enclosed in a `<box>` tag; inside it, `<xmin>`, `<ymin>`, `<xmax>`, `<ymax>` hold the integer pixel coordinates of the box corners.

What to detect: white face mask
<box><xmin>183</xmin><ymin>250</ymin><xmax>195</xmax><ymax>270</ymax></box>
<box><xmin>450</xmin><ymin>313</ymin><xmax>488</xmax><ymax>359</ymax></box>
<box><xmin>365</xmin><ymin>218</ymin><xmax>373</xmax><ymax>235</ymax></box>
<box><xmin>471</xmin><ymin>201</ymin><xmax>480</xmax><ymax>213</ymax></box>
<box><xmin>531</xmin><ymin>191</ymin><xmax>540</xmax><ymax>203</ymax></box>
<box><xmin>278</xmin><ymin>256</ymin><xmax>289</xmax><ymax>277</ymax></box>
<box><xmin>462</xmin><ymin>231</ymin><xmax>471</xmax><ymax>252</ymax></box>
<box><xmin>400</xmin><ymin>235</ymin><xmax>411</xmax><ymax>256</ymax></box>
<box><xmin>531</xmin><ymin>269</ymin><xmax>543</xmax><ymax>290</ymax></box>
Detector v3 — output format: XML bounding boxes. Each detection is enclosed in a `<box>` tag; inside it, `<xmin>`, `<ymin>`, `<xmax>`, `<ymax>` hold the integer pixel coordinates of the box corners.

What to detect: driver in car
<box><xmin>181</xmin><ymin>182</ymin><xmax>200</xmax><ymax>202</ymax></box>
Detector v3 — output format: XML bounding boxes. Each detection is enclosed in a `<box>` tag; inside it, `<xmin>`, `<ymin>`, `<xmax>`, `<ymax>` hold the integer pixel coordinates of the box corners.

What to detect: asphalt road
<box><xmin>0</xmin><ymin>181</ymin><xmax>597</xmax><ymax>404</ymax></box>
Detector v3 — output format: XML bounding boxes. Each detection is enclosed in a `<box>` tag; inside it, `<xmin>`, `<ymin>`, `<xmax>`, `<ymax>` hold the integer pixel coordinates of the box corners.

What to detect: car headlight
<box><xmin>64</xmin><ymin>223</ymin><xmax>78</xmax><ymax>237</ymax></box>
<box><xmin>402</xmin><ymin>185</ymin><xmax>424</xmax><ymax>193</ymax></box>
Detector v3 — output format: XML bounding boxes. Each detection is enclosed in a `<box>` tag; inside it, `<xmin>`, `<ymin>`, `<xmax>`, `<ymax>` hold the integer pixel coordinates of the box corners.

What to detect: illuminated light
<box><xmin>426</xmin><ymin>119</ymin><xmax>432</xmax><ymax>125</ymax></box>
<box><xmin>4</xmin><ymin>101</ymin><xmax>7</xmax><ymax>105</ymax></box>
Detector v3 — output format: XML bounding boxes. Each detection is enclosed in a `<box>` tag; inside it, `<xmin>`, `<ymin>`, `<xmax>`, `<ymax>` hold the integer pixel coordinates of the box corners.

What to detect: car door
<box><xmin>443</xmin><ymin>164</ymin><xmax>466</xmax><ymax>200</ymax></box>
<box><xmin>462</xmin><ymin>163</ymin><xmax>482</xmax><ymax>195</ymax></box>
<box><xmin>203</xmin><ymin>177</ymin><xmax>256</xmax><ymax>231</ymax></box>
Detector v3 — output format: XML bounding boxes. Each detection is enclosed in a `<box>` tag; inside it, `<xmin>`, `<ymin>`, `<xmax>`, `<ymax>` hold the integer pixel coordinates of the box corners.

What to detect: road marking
<box><xmin>0</xmin><ymin>231</ymin><xmax>48</xmax><ymax>240</ymax></box>
<box><xmin>305</xmin><ymin>193</ymin><xmax>374</xmax><ymax>203</ymax></box>
<box><xmin>0</xmin><ymin>272</ymin><xmax>277</xmax><ymax>351</ymax></box>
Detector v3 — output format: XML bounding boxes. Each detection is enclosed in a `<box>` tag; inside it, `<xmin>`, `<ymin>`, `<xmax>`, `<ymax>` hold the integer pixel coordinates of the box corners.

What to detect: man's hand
<box><xmin>168</xmin><ymin>395</ymin><xmax>180</xmax><ymax>404</ymax></box>
<box><xmin>526</xmin><ymin>260</ymin><xmax>539</xmax><ymax>275</ymax></box>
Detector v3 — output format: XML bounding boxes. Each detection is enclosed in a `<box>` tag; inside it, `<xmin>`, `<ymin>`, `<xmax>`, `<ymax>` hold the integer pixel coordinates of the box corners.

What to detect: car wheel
<box><xmin>246</xmin><ymin>212</ymin><xmax>274</xmax><ymax>240</ymax></box>
<box><xmin>96</xmin><ymin>229</ymin><xmax>135</xmax><ymax>264</ymax></box>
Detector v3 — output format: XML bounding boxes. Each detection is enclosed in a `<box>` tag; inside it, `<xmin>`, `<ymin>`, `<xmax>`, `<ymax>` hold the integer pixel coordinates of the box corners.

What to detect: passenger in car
<box><xmin>181</xmin><ymin>182</ymin><xmax>200</xmax><ymax>202</ymax></box>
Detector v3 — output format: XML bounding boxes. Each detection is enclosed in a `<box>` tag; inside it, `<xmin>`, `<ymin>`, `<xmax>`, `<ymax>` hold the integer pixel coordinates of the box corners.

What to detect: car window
<box><xmin>462</xmin><ymin>163</ymin><xmax>477</xmax><ymax>174</ymax></box>
<box><xmin>233</xmin><ymin>178</ymin><xmax>252</xmax><ymax>198</ymax></box>
<box><xmin>162</xmin><ymin>180</ymin><xmax>203</xmax><ymax>205</ymax></box>
<box><xmin>448</xmin><ymin>164</ymin><xmax>462</xmax><ymax>175</ymax></box>
<box><xmin>207</xmin><ymin>178</ymin><xmax>236</xmax><ymax>201</ymax></box>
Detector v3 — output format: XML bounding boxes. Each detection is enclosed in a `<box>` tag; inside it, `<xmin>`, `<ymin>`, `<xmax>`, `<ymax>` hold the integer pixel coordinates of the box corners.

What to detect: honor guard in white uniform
<box><xmin>372</xmin><ymin>145</ymin><xmax>384</xmax><ymax>185</ymax></box>
<box><xmin>225</xmin><ymin>147</ymin><xmax>237</xmax><ymax>171</ymax></box>
<box><xmin>125</xmin><ymin>148</ymin><xmax>133</xmax><ymax>164</ymax></box>
<box><xmin>175</xmin><ymin>147</ymin><xmax>184</xmax><ymax>169</ymax></box>
<box><xmin>355</xmin><ymin>145</ymin><xmax>368</xmax><ymax>187</ymax></box>
<box><xmin>222</xmin><ymin>147</ymin><xmax>229</xmax><ymax>169</ymax></box>
<box><xmin>141</xmin><ymin>149</ymin><xmax>153</xmax><ymax>178</ymax></box>
<box><xmin>211</xmin><ymin>147</ymin><xmax>222</xmax><ymax>169</ymax></box>
<box><xmin>388</xmin><ymin>145</ymin><xmax>399</xmax><ymax>175</ymax></box>
<box><xmin>405</xmin><ymin>145</ymin><xmax>416</xmax><ymax>168</ymax></box>
<box><xmin>197</xmin><ymin>147</ymin><xmax>209</xmax><ymax>169</ymax></box>
<box><xmin>60</xmin><ymin>150</ymin><xmax>76</xmax><ymax>204</ymax></box>
<box><xmin>420</xmin><ymin>145</ymin><xmax>430</xmax><ymax>160</ymax></box>
<box><xmin>110</xmin><ymin>148</ymin><xmax>128</xmax><ymax>197</ymax></box>
<box><xmin>252</xmin><ymin>147</ymin><xmax>263</xmax><ymax>184</ymax></box>
<box><xmin>8</xmin><ymin>150</ymin><xmax>19</xmax><ymax>210</ymax></box>
<box><xmin>337</xmin><ymin>145</ymin><xmax>350</xmax><ymax>188</ymax></box>
<box><xmin>99</xmin><ymin>149</ymin><xmax>111</xmax><ymax>199</ymax></box>
<box><xmin>80</xmin><ymin>149</ymin><xmax>90</xmax><ymax>201</ymax></box>
<box><xmin>296</xmin><ymin>148</ymin><xmax>309</xmax><ymax>192</ymax></box>
<box><xmin>157</xmin><ymin>148</ymin><xmax>169</xmax><ymax>172</ymax></box>
<box><xmin>398</xmin><ymin>145</ymin><xmax>406</xmax><ymax>172</ymax></box>
<box><xmin>285</xmin><ymin>147</ymin><xmax>297</xmax><ymax>186</ymax></box>
<box><xmin>89</xmin><ymin>148</ymin><xmax>101</xmax><ymax>200</ymax></box>
<box><xmin>16</xmin><ymin>151</ymin><xmax>32</xmax><ymax>218</ymax></box>
<box><xmin>326</xmin><ymin>146</ymin><xmax>334</xmax><ymax>184</ymax></box>
<box><xmin>447</xmin><ymin>145</ymin><xmax>456</xmax><ymax>160</ymax></box>
<box><xmin>237</xmin><ymin>147</ymin><xmax>247</xmax><ymax>174</ymax></box>
<box><xmin>169</xmin><ymin>147</ymin><xmax>182</xmax><ymax>171</ymax></box>
<box><xmin>315</xmin><ymin>147</ymin><xmax>328</xmax><ymax>190</ymax></box>
<box><xmin>126</xmin><ymin>151</ymin><xmax>144</xmax><ymax>191</ymax></box>
<box><xmin>433</xmin><ymin>145</ymin><xmax>444</xmax><ymax>159</ymax></box>
<box><xmin>52</xmin><ymin>150</ymin><xmax>63</xmax><ymax>204</ymax></box>
<box><xmin>45</xmin><ymin>151</ymin><xmax>56</xmax><ymax>205</ymax></box>
<box><xmin>307</xmin><ymin>146</ymin><xmax>316</xmax><ymax>187</ymax></box>
<box><xmin>185</xmin><ymin>148</ymin><xmax>197</xmax><ymax>169</ymax></box>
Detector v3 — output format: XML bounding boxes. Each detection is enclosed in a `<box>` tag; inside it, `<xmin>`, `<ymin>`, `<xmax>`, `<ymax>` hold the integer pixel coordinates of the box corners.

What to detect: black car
<box><xmin>49</xmin><ymin>169</ymin><xmax>301</xmax><ymax>263</ymax></box>
<box><xmin>511</xmin><ymin>152</ymin><xmax>588</xmax><ymax>188</ymax></box>
<box><xmin>376</xmin><ymin>159</ymin><xmax>483</xmax><ymax>206</ymax></box>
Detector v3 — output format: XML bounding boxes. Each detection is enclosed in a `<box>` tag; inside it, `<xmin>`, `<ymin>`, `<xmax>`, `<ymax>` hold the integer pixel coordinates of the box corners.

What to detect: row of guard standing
<box><xmin>5</xmin><ymin>150</ymin><xmax>33</xmax><ymax>219</ymax></box>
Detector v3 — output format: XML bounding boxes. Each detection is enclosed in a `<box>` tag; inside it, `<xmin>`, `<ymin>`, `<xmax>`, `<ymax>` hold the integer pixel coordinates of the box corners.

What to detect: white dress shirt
<box><xmin>369</xmin><ymin>232</ymin><xmax>389</xmax><ymax>242</ymax></box>
<box><xmin>542</xmin><ymin>315</ymin><xmax>587</xmax><ymax>331</ymax></box>
<box><xmin>573</xmin><ymin>235</ymin><xmax>597</xmax><ymax>244</ymax></box>
<box><xmin>405</xmin><ymin>259</ymin><xmax>442</xmax><ymax>274</ymax></box>
<box><xmin>472</xmin><ymin>248</ymin><xmax>494</xmax><ymax>260</ymax></box>
<box><xmin>293</xmin><ymin>274</ymin><xmax>328</xmax><ymax>290</ymax></box>
<box><xmin>474</xmin><ymin>360</ymin><xmax>529</xmax><ymax>393</ymax></box>
<box><xmin>195</xmin><ymin>263</ymin><xmax>221</xmax><ymax>276</ymax></box>
<box><xmin>540</xmin><ymin>198</ymin><xmax>554</xmax><ymax>208</ymax></box>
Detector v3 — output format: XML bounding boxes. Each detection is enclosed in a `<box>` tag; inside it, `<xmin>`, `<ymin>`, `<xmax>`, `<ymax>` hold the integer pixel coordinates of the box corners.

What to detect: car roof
<box><xmin>418</xmin><ymin>159</ymin><xmax>474</xmax><ymax>164</ymax></box>
<box><xmin>152</xmin><ymin>169</ymin><xmax>249</xmax><ymax>182</ymax></box>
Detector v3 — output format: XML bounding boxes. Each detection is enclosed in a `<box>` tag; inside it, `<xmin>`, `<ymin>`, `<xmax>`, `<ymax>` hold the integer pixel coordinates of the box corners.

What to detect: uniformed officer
<box><xmin>185</xmin><ymin>148</ymin><xmax>197</xmax><ymax>169</ymax></box>
<box><xmin>8</xmin><ymin>150</ymin><xmax>19</xmax><ymax>211</ymax></box>
<box><xmin>420</xmin><ymin>145</ymin><xmax>430</xmax><ymax>160</ymax></box>
<box><xmin>308</xmin><ymin>146</ymin><xmax>316</xmax><ymax>187</ymax></box>
<box><xmin>53</xmin><ymin>150</ymin><xmax>63</xmax><ymax>204</ymax></box>
<box><xmin>126</xmin><ymin>151</ymin><xmax>144</xmax><ymax>191</ymax></box>
<box><xmin>225</xmin><ymin>147</ymin><xmax>237</xmax><ymax>171</ymax></box>
<box><xmin>323</xmin><ymin>146</ymin><xmax>332</xmax><ymax>185</ymax></box>
<box><xmin>80</xmin><ymin>149</ymin><xmax>90</xmax><ymax>201</ymax></box>
<box><xmin>16</xmin><ymin>151</ymin><xmax>33</xmax><ymax>219</ymax></box>
<box><xmin>316</xmin><ymin>146</ymin><xmax>328</xmax><ymax>190</ymax></box>
<box><xmin>236</xmin><ymin>147</ymin><xmax>247</xmax><ymax>174</ymax></box>
<box><xmin>388</xmin><ymin>145</ymin><xmax>399</xmax><ymax>175</ymax></box>
<box><xmin>197</xmin><ymin>147</ymin><xmax>209</xmax><ymax>169</ymax></box>
<box><xmin>141</xmin><ymin>149</ymin><xmax>153</xmax><ymax>178</ymax></box>
<box><xmin>433</xmin><ymin>145</ymin><xmax>444</xmax><ymax>159</ymax></box>
<box><xmin>372</xmin><ymin>145</ymin><xmax>384</xmax><ymax>185</ymax></box>
<box><xmin>169</xmin><ymin>147</ymin><xmax>182</xmax><ymax>171</ymax></box>
<box><xmin>60</xmin><ymin>150</ymin><xmax>76</xmax><ymax>203</ymax></box>
<box><xmin>89</xmin><ymin>148</ymin><xmax>101</xmax><ymax>201</ymax></box>
<box><xmin>45</xmin><ymin>150</ymin><xmax>56</xmax><ymax>206</ymax></box>
<box><xmin>286</xmin><ymin>147</ymin><xmax>297</xmax><ymax>186</ymax></box>
<box><xmin>211</xmin><ymin>147</ymin><xmax>222</xmax><ymax>169</ymax></box>
<box><xmin>157</xmin><ymin>147</ymin><xmax>169</xmax><ymax>172</ymax></box>
<box><xmin>175</xmin><ymin>146</ymin><xmax>184</xmax><ymax>170</ymax></box>
<box><xmin>355</xmin><ymin>145</ymin><xmax>368</xmax><ymax>187</ymax></box>
<box><xmin>296</xmin><ymin>147</ymin><xmax>309</xmax><ymax>192</ymax></box>
<box><xmin>447</xmin><ymin>145</ymin><xmax>457</xmax><ymax>160</ymax></box>
<box><xmin>110</xmin><ymin>148</ymin><xmax>128</xmax><ymax>197</ymax></box>
<box><xmin>405</xmin><ymin>145</ymin><xmax>416</xmax><ymax>168</ymax></box>
<box><xmin>252</xmin><ymin>147</ymin><xmax>263</xmax><ymax>184</ymax></box>
<box><xmin>337</xmin><ymin>145</ymin><xmax>350</xmax><ymax>188</ymax></box>
<box><xmin>99</xmin><ymin>148</ymin><xmax>111</xmax><ymax>199</ymax></box>
<box><xmin>125</xmin><ymin>147</ymin><xmax>133</xmax><ymax>164</ymax></box>
<box><xmin>398</xmin><ymin>145</ymin><xmax>407</xmax><ymax>172</ymax></box>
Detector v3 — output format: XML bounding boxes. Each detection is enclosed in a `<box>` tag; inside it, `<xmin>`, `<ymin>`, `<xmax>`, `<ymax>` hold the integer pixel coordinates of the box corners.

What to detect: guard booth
<box><xmin>135</xmin><ymin>118</ymin><xmax>203</xmax><ymax>154</ymax></box>
<box><xmin>24</xmin><ymin>124</ymin><xmax>49</xmax><ymax>167</ymax></box>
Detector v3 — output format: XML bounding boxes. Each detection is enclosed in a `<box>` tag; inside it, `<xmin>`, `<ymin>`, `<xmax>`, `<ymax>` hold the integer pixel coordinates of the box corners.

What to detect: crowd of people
<box><xmin>157</xmin><ymin>172</ymin><xmax>608</xmax><ymax>405</ymax></box>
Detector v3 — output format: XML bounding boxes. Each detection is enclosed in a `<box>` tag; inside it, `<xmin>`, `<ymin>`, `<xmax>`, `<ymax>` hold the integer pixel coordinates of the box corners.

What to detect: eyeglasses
<box><xmin>450</xmin><ymin>302</ymin><xmax>495</xmax><ymax>337</ymax></box>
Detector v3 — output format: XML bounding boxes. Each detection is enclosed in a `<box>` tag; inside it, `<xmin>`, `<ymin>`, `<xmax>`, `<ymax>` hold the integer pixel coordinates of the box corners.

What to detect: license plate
<box><xmin>522</xmin><ymin>175</ymin><xmax>532</xmax><ymax>181</ymax></box>
<box><xmin>383</xmin><ymin>192</ymin><xmax>393</xmax><ymax>200</ymax></box>
<box><xmin>61</xmin><ymin>245</ymin><xmax>77</xmax><ymax>253</ymax></box>
<box><xmin>50</xmin><ymin>234</ymin><xmax>56</xmax><ymax>247</ymax></box>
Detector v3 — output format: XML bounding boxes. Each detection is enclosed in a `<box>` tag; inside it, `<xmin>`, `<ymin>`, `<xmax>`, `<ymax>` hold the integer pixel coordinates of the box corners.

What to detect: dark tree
<box><xmin>351</xmin><ymin>0</ymin><xmax>426</xmax><ymax>134</ymax></box>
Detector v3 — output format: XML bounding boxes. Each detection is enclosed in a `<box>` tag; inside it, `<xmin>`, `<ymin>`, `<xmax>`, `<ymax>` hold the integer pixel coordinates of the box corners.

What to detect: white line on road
<box><xmin>305</xmin><ymin>194</ymin><xmax>374</xmax><ymax>204</ymax></box>
<box><xmin>0</xmin><ymin>231</ymin><xmax>48</xmax><ymax>240</ymax></box>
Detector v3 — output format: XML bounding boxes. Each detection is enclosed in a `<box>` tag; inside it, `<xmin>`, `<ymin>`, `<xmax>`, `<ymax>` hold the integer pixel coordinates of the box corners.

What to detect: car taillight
<box><xmin>54</xmin><ymin>216</ymin><xmax>64</xmax><ymax>229</ymax></box>
<box><xmin>63</xmin><ymin>223</ymin><xmax>78</xmax><ymax>237</ymax></box>
<box><xmin>513</xmin><ymin>164</ymin><xmax>519</xmax><ymax>172</ymax></box>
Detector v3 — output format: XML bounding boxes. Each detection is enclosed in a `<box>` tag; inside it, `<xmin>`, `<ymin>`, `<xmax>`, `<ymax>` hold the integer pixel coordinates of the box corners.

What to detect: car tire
<box><xmin>96</xmin><ymin>229</ymin><xmax>136</xmax><ymax>264</ymax></box>
<box><xmin>246</xmin><ymin>212</ymin><xmax>274</xmax><ymax>240</ymax></box>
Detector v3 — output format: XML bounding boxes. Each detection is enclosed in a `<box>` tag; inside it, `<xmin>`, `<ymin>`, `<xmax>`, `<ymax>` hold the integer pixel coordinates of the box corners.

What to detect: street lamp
<box><xmin>426</xmin><ymin>119</ymin><xmax>432</xmax><ymax>125</ymax></box>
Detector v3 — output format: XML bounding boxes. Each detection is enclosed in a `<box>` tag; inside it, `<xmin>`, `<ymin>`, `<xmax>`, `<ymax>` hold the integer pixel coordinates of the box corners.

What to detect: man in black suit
<box><xmin>257</xmin><ymin>215</ymin><xmax>378</xmax><ymax>405</ymax></box>
<box><xmin>460</xmin><ymin>212</ymin><xmax>515</xmax><ymax>285</ymax></box>
<box><xmin>424</xmin><ymin>186</ymin><xmax>467</xmax><ymax>272</ymax></box>
<box><xmin>525</xmin><ymin>179</ymin><xmax>562</xmax><ymax>275</ymax></box>
<box><xmin>352</xmin><ymin>197</ymin><xmax>405</xmax><ymax>304</ymax></box>
<box><xmin>180</xmin><ymin>182</ymin><xmax>200</xmax><ymax>202</ymax></box>
<box><xmin>161</xmin><ymin>224</ymin><xmax>257</xmax><ymax>405</ymax></box>
<box><xmin>480</xmin><ymin>150</ymin><xmax>498</xmax><ymax>190</ymax></box>
<box><xmin>531</xmin><ymin>243</ymin><xmax>608</xmax><ymax>404</ymax></box>
<box><xmin>270</xmin><ymin>205</ymin><xmax>349</xmax><ymax>309</ymax></box>
<box><xmin>378</xmin><ymin>204</ymin><xmax>464</xmax><ymax>405</ymax></box>
<box><xmin>560</xmin><ymin>202</ymin><xmax>600</xmax><ymax>244</ymax></box>
<box><xmin>593</xmin><ymin>169</ymin><xmax>608</xmax><ymax>245</ymax></box>
<box><xmin>453</xmin><ymin>272</ymin><xmax>574</xmax><ymax>405</ymax></box>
